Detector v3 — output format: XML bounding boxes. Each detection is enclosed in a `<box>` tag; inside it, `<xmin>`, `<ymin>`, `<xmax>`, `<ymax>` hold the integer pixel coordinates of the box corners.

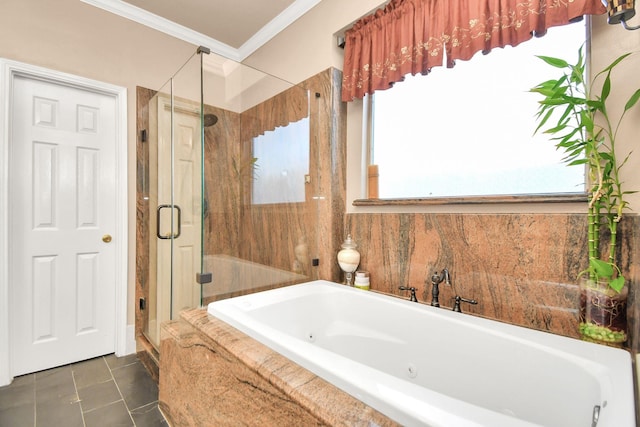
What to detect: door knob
<box><xmin>102</xmin><ymin>234</ymin><xmax>112</xmax><ymax>243</ymax></box>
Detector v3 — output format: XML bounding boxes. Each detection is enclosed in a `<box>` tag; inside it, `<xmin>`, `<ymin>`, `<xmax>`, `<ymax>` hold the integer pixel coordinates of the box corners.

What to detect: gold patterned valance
<box><xmin>341</xmin><ymin>0</ymin><xmax>606</xmax><ymax>102</ymax></box>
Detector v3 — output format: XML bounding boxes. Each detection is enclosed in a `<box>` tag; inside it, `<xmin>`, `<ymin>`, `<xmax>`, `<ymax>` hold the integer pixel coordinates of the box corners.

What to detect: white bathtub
<box><xmin>207</xmin><ymin>280</ymin><xmax>635</xmax><ymax>427</ymax></box>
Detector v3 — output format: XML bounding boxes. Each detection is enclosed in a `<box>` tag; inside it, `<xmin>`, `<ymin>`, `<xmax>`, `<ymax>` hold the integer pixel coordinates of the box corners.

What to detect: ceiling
<box><xmin>80</xmin><ymin>0</ymin><xmax>322</xmax><ymax>62</ymax></box>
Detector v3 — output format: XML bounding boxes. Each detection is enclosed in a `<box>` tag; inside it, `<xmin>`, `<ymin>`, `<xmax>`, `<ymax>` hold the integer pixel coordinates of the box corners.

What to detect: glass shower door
<box><xmin>139</xmin><ymin>47</ymin><xmax>322</xmax><ymax>351</ymax></box>
<box><xmin>144</xmin><ymin>53</ymin><xmax>203</xmax><ymax>349</ymax></box>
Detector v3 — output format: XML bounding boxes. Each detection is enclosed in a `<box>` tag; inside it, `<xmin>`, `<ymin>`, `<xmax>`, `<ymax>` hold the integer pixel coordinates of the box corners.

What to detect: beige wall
<box><xmin>1</xmin><ymin>0</ymin><xmax>197</xmax><ymax>325</ymax></box>
<box><xmin>3</xmin><ymin>0</ymin><xmax>640</xmax><ymax>326</ymax></box>
<box><xmin>244</xmin><ymin>0</ymin><xmax>385</xmax><ymax>83</ymax></box>
<box><xmin>590</xmin><ymin>15</ymin><xmax>640</xmax><ymax>212</ymax></box>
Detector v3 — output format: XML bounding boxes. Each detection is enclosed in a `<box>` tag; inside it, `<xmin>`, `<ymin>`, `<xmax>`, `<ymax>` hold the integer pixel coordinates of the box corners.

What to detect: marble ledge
<box><xmin>165</xmin><ymin>308</ymin><xmax>399</xmax><ymax>427</ymax></box>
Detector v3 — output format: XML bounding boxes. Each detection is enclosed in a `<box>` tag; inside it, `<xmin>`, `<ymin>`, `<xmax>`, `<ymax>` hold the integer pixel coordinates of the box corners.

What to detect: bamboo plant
<box><xmin>530</xmin><ymin>46</ymin><xmax>640</xmax><ymax>293</ymax></box>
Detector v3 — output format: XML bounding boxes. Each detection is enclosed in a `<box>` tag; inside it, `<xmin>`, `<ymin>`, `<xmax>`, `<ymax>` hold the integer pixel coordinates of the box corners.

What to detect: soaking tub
<box><xmin>207</xmin><ymin>280</ymin><xmax>635</xmax><ymax>427</ymax></box>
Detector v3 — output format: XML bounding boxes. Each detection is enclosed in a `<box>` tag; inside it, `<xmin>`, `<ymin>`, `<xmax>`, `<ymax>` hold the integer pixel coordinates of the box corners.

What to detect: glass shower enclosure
<box><xmin>139</xmin><ymin>48</ymin><xmax>317</xmax><ymax>349</ymax></box>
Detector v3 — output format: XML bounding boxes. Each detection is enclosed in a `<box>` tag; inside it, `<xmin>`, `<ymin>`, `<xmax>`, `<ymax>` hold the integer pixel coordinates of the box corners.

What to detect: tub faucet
<box><xmin>398</xmin><ymin>286</ymin><xmax>418</xmax><ymax>302</ymax></box>
<box><xmin>430</xmin><ymin>269</ymin><xmax>450</xmax><ymax>307</ymax></box>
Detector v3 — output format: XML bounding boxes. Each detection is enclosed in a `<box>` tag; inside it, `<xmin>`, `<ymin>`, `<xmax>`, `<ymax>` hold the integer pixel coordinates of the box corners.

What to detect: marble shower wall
<box><xmin>135</xmin><ymin>87</ymin><xmax>154</xmax><ymax>349</ymax></box>
<box><xmin>202</xmin><ymin>104</ymin><xmax>241</xmax><ymax>258</ymax></box>
<box><xmin>236</xmin><ymin>68</ymin><xmax>346</xmax><ymax>284</ymax></box>
<box><xmin>345</xmin><ymin>213</ymin><xmax>640</xmax><ymax>352</ymax></box>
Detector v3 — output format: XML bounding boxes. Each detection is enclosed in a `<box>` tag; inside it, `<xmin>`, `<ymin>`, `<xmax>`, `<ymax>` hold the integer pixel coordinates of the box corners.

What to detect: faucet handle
<box><xmin>398</xmin><ymin>286</ymin><xmax>418</xmax><ymax>302</ymax></box>
<box><xmin>442</xmin><ymin>268</ymin><xmax>451</xmax><ymax>285</ymax></box>
<box><xmin>452</xmin><ymin>295</ymin><xmax>478</xmax><ymax>313</ymax></box>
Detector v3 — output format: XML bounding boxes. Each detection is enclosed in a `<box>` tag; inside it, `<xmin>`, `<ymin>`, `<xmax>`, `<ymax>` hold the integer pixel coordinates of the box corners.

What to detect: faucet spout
<box><xmin>430</xmin><ymin>268</ymin><xmax>450</xmax><ymax>307</ymax></box>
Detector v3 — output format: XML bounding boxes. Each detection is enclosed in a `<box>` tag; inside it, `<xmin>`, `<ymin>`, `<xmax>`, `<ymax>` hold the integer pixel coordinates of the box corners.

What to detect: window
<box><xmin>251</xmin><ymin>117</ymin><xmax>309</xmax><ymax>204</ymax></box>
<box><xmin>369</xmin><ymin>21</ymin><xmax>587</xmax><ymax>199</ymax></box>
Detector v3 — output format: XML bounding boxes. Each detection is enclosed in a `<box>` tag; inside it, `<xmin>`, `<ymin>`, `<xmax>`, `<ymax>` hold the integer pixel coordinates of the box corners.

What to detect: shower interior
<box><xmin>137</xmin><ymin>48</ymin><xmax>323</xmax><ymax>351</ymax></box>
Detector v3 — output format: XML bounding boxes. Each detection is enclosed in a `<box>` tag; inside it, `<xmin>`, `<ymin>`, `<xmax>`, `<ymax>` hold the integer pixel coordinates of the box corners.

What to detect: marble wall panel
<box><xmin>202</xmin><ymin>105</ymin><xmax>241</xmax><ymax>258</ymax></box>
<box><xmin>159</xmin><ymin>321</ymin><xmax>327</xmax><ymax>426</ymax></box>
<box><xmin>135</xmin><ymin>87</ymin><xmax>154</xmax><ymax>343</ymax></box>
<box><xmin>159</xmin><ymin>310</ymin><xmax>399</xmax><ymax>427</ymax></box>
<box><xmin>346</xmin><ymin>213</ymin><xmax>640</xmax><ymax>350</ymax></box>
<box><xmin>238</xmin><ymin>68</ymin><xmax>346</xmax><ymax>282</ymax></box>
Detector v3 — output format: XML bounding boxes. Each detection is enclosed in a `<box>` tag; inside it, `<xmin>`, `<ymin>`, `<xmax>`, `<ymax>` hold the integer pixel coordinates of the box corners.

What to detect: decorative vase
<box><xmin>579</xmin><ymin>278</ymin><xmax>628</xmax><ymax>346</ymax></box>
<box><xmin>337</xmin><ymin>234</ymin><xmax>360</xmax><ymax>286</ymax></box>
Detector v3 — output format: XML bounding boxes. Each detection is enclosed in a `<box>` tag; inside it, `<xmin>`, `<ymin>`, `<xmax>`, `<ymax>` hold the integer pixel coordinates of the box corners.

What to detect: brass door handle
<box><xmin>102</xmin><ymin>234</ymin><xmax>112</xmax><ymax>243</ymax></box>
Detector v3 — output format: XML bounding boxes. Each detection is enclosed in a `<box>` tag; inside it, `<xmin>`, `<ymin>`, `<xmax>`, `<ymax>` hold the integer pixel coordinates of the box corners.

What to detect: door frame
<box><xmin>0</xmin><ymin>58</ymin><xmax>128</xmax><ymax>386</ymax></box>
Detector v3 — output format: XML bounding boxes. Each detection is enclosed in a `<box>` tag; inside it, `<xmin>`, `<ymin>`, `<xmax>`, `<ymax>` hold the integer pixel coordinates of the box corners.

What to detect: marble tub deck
<box><xmin>159</xmin><ymin>308</ymin><xmax>398</xmax><ymax>427</ymax></box>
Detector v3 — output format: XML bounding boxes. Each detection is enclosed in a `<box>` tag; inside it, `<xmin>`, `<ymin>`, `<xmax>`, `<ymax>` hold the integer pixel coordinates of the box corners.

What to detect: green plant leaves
<box><xmin>536</xmin><ymin>55</ymin><xmax>569</xmax><ymax>68</ymax></box>
<box><xmin>590</xmin><ymin>258</ymin><xmax>614</xmax><ymax>278</ymax></box>
<box><xmin>531</xmin><ymin>47</ymin><xmax>638</xmax><ymax>294</ymax></box>
<box><xmin>609</xmin><ymin>277</ymin><xmax>625</xmax><ymax>293</ymax></box>
<box><xmin>601</xmin><ymin>74</ymin><xmax>611</xmax><ymax>102</ymax></box>
<box><xmin>625</xmin><ymin>88</ymin><xmax>640</xmax><ymax>111</ymax></box>
<box><xmin>588</xmin><ymin>259</ymin><xmax>625</xmax><ymax>293</ymax></box>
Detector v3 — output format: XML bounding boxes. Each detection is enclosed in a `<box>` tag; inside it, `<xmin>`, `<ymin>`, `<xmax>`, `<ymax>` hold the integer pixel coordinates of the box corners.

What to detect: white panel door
<box><xmin>9</xmin><ymin>75</ymin><xmax>117</xmax><ymax>376</ymax></box>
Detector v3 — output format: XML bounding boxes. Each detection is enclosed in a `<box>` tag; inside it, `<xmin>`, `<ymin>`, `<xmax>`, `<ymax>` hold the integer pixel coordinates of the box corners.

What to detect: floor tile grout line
<box><xmin>70</xmin><ymin>361</ymin><xmax>87</xmax><ymax>427</ymax></box>
<box><xmin>32</xmin><ymin>373</ymin><xmax>36</xmax><ymax>427</ymax></box>
<box><xmin>2</xmin><ymin>354</ymin><xmax>160</xmax><ymax>427</ymax></box>
<box><xmin>74</xmin><ymin>356</ymin><xmax>125</xmax><ymax>416</ymax></box>
<box><xmin>33</xmin><ymin>371</ymin><xmax>36</xmax><ymax>427</ymax></box>
<box><xmin>107</xmin><ymin>356</ymin><xmax>137</xmax><ymax>426</ymax></box>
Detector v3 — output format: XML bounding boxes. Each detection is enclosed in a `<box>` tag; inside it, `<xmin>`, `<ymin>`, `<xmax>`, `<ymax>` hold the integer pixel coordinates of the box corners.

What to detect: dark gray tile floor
<box><xmin>0</xmin><ymin>353</ymin><xmax>167</xmax><ymax>427</ymax></box>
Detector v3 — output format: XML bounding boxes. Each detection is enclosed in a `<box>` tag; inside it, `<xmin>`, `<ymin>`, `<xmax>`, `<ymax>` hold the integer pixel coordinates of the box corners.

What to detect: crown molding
<box><xmin>80</xmin><ymin>0</ymin><xmax>241</xmax><ymax>60</ymax></box>
<box><xmin>80</xmin><ymin>0</ymin><xmax>321</xmax><ymax>62</ymax></box>
<box><xmin>237</xmin><ymin>0</ymin><xmax>321</xmax><ymax>60</ymax></box>
<box><xmin>202</xmin><ymin>54</ymin><xmax>239</xmax><ymax>77</ymax></box>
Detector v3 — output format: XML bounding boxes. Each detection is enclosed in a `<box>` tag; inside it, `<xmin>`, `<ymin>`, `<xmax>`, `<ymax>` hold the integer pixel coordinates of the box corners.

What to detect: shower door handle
<box><xmin>156</xmin><ymin>204</ymin><xmax>182</xmax><ymax>240</ymax></box>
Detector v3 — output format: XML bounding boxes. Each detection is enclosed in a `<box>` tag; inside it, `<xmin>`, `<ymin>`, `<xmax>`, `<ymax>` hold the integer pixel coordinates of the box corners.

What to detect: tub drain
<box><xmin>307</xmin><ymin>332</ymin><xmax>316</xmax><ymax>342</ymax></box>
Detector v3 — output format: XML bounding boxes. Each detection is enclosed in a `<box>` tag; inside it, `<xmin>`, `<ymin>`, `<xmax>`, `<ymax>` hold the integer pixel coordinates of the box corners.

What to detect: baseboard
<box><xmin>121</xmin><ymin>324</ymin><xmax>136</xmax><ymax>356</ymax></box>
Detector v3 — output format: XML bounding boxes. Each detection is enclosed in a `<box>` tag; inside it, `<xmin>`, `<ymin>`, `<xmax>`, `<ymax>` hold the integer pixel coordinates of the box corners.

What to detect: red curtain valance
<box><xmin>341</xmin><ymin>0</ymin><xmax>606</xmax><ymax>102</ymax></box>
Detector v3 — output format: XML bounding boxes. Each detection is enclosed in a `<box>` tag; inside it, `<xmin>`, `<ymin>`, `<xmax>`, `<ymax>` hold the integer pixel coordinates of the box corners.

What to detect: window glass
<box><xmin>370</xmin><ymin>21</ymin><xmax>587</xmax><ymax>199</ymax></box>
<box><xmin>252</xmin><ymin>117</ymin><xmax>309</xmax><ymax>204</ymax></box>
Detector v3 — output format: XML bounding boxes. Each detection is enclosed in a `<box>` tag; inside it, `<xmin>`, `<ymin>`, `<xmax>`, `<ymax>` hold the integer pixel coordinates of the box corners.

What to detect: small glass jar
<box><xmin>354</xmin><ymin>270</ymin><xmax>370</xmax><ymax>290</ymax></box>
